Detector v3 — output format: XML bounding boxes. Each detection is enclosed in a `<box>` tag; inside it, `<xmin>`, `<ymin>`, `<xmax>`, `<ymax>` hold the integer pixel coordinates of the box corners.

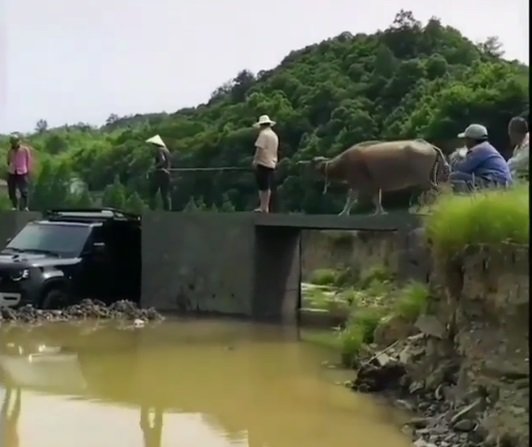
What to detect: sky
<box><xmin>0</xmin><ymin>0</ymin><xmax>529</xmax><ymax>133</ymax></box>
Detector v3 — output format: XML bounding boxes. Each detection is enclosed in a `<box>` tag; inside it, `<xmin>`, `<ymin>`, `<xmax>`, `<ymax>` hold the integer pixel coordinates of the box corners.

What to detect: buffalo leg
<box><xmin>372</xmin><ymin>189</ymin><xmax>386</xmax><ymax>214</ymax></box>
<box><xmin>339</xmin><ymin>189</ymin><xmax>357</xmax><ymax>216</ymax></box>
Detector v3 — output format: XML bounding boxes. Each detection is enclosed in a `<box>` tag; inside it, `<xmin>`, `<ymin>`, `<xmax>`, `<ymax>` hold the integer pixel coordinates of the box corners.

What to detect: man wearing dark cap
<box><xmin>449</xmin><ymin>123</ymin><xmax>512</xmax><ymax>191</ymax></box>
<box><xmin>6</xmin><ymin>133</ymin><xmax>32</xmax><ymax>210</ymax></box>
<box><xmin>507</xmin><ymin>116</ymin><xmax>529</xmax><ymax>180</ymax></box>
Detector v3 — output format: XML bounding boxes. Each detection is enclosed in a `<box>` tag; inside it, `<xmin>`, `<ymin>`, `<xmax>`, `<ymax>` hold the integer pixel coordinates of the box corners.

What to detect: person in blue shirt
<box><xmin>449</xmin><ymin>123</ymin><xmax>512</xmax><ymax>191</ymax></box>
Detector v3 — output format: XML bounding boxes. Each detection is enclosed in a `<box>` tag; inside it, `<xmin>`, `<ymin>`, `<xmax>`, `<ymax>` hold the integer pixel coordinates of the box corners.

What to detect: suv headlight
<box><xmin>10</xmin><ymin>269</ymin><xmax>30</xmax><ymax>281</ymax></box>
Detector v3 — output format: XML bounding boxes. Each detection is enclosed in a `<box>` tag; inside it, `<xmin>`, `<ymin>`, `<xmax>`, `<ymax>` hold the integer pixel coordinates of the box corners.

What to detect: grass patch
<box><xmin>333</xmin><ymin>266</ymin><xmax>360</xmax><ymax>287</ymax></box>
<box><xmin>303</xmin><ymin>288</ymin><xmax>333</xmax><ymax>310</ymax></box>
<box><xmin>339</xmin><ymin>324</ymin><xmax>365</xmax><ymax>368</ymax></box>
<box><xmin>357</xmin><ymin>264</ymin><xmax>395</xmax><ymax>289</ymax></box>
<box><xmin>349</xmin><ymin>307</ymin><xmax>386</xmax><ymax>343</ymax></box>
<box><xmin>394</xmin><ymin>281</ymin><xmax>430</xmax><ymax>322</ymax></box>
<box><xmin>309</xmin><ymin>268</ymin><xmax>339</xmax><ymax>286</ymax></box>
<box><xmin>425</xmin><ymin>185</ymin><xmax>529</xmax><ymax>258</ymax></box>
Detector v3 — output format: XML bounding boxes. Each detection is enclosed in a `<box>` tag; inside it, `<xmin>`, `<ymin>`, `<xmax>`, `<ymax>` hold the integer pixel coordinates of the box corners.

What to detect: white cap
<box><xmin>145</xmin><ymin>134</ymin><xmax>166</xmax><ymax>147</ymax></box>
<box><xmin>253</xmin><ymin>115</ymin><xmax>276</xmax><ymax>128</ymax></box>
<box><xmin>457</xmin><ymin>124</ymin><xmax>488</xmax><ymax>140</ymax></box>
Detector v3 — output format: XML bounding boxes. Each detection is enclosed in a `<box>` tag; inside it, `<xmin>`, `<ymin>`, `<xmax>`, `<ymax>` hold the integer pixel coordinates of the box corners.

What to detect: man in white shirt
<box><xmin>507</xmin><ymin>116</ymin><xmax>529</xmax><ymax>181</ymax></box>
<box><xmin>252</xmin><ymin>115</ymin><xmax>279</xmax><ymax>213</ymax></box>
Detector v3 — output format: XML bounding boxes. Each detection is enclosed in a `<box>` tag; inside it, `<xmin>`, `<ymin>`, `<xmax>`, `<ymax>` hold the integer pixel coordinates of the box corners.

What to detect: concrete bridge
<box><xmin>0</xmin><ymin>211</ymin><xmax>425</xmax><ymax>321</ymax></box>
<box><xmin>141</xmin><ymin>212</ymin><xmax>423</xmax><ymax>322</ymax></box>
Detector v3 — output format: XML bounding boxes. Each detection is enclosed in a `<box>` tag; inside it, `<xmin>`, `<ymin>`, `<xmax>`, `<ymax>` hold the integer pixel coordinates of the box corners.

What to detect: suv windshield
<box><xmin>6</xmin><ymin>222</ymin><xmax>92</xmax><ymax>257</ymax></box>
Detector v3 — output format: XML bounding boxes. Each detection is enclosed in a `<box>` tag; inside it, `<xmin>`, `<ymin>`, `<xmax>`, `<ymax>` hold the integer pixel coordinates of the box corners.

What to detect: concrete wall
<box><xmin>301</xmin><ymin>227</ymin><xmax>430</xmax><ymax>283</ymax></box>
<box><xmin>141</xmin><ymin>212</ymin><xmax>258</xmax><ymax>316</ymax></box>
<box><xmin>301</xmin><ymin>230</ymin><xmax>402</xmax><ymax>280</ymax></box>
<box><xmin>253</xmin><ymin>227</ymin><xmax>300</xmax><ymax>322</ymax></box>
<box><xmin>0</xmin><ymin>211</ymin><xmax>423</xmax><ymax>321</ymax></box>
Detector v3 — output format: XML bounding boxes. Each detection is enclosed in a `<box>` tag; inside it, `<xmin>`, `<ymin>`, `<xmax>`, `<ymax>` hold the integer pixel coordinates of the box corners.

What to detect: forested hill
<box><xmin>2</xmin><ymin>10</ymin><xmax>529</xmax><ymax>214</ymax></box>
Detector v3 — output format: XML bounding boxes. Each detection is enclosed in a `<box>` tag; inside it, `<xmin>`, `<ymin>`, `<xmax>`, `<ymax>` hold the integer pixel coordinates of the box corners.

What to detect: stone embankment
<box><xmin>0</xmin><ymin>299</ymin><xmax>164</xmax><ymax>324</ymax></box>
<box><xmin>352</xmin><ymin>244</ymin><xmax>529</xmax><ymax>447</ymax></box>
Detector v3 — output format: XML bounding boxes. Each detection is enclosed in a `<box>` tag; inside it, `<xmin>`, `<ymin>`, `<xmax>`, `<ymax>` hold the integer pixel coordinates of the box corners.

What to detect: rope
<box><xmin>168</xmin><ymin>167</ymin><xmax>251</xmax><ymax>173</ymax></box>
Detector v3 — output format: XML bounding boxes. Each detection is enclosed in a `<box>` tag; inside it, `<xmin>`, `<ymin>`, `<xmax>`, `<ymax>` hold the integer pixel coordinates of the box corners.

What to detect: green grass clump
<box><xmin>303</xmin><ymin>289</ymin><xmax>330</xmax><ymax>310</ymax></box>
<box><xmin>333</xmin><ymin>266</ymin><xmax>360</xmax><ymax>287</ymax></box>
<box><xmin>339</xmin><ymin>324</ymin><xmax>365</xmax><ymax>367</ymax></box>
<box><xmin>358</xmin><ymin>264</ymin><xmax>395</xmax><ymax>289</ymax></box>
<box><xmin>349</xmin><ymin>307</ymin><xmax>386</xmax><ymax>343</ymax></box>
<box><xmin>394</xmin><ymin>281</ymin><xmax>430</xmax><ymax>322</ymax></box>
<box><xmin>425</xmin><ymin>185</ymin><xmax>529</xmax><ymax>258</ymax></box>
<box><xmin>309</xmin><ymin>268</ymin><xmax>339</xmax><ymax>286</ymax></box>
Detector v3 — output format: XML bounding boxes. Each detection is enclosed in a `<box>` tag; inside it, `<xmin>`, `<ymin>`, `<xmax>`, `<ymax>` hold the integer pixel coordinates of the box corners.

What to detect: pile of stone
<box><xmin>0</xmin><ymin>299</ymin><xmax>164</xmax><ymax>324</ymax></box>
<box><xmin>349</xmin><ymin>328</ymin><xmax>502</xmax><ymax>447</ymax></box>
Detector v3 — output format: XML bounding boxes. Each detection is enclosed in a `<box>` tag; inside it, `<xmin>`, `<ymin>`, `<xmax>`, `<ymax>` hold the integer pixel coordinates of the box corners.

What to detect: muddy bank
<box><xmin>0</xmin><ymin>299</ymin><xmax>164</xmax><ymax>324</ymax></box>
<box><xmin>350</xmin><ymin>244</ymin><xmax>529</xmax><ymax>447</ymax></box>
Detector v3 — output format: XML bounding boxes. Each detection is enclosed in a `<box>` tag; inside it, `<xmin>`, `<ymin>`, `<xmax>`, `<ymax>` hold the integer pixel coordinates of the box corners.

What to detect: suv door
<box><xmin>75</xmin><ymin>226</ymin><xmax>114</xmax><ymax>303</ymax></box>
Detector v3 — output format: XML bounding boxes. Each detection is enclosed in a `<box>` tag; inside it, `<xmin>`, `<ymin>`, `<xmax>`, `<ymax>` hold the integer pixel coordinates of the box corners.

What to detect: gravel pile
<box><xmin>0</xmin><ymin>299</ymin><xmax>164</xmax><ymax>324</ymax></box>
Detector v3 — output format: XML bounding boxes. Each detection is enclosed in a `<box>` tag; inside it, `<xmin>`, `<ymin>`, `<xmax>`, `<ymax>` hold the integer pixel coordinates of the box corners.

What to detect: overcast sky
<box><xmin>0</xmin><ymin>0</ymin><xmax>529</xmax><ymax>133</ymax></box>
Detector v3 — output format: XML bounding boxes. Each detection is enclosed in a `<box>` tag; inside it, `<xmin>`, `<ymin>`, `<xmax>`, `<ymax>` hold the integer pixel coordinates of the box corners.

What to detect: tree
<box><xmin>477</xmin><ymin>36</ymin><xmax>505</xmax><ymax>58</ymax></box>
<box><xmin>124</xmin><ymin>192</ymin><xmax>147</xmax><ymax>214</ymax></box>
<box><xmin>105</xmin><ymin>113</ymin><xmax>120</xmax><ymax>126</ymax></box>
<box><xmin>219</xmin><ymin>194</ymin><xmax>236</xmax><ymax>212</ymax></box>
<box><xmin>35</xmin><ymin>119</ymin><xmax>48</xmax><ymax>133</ymax></box>
<box><xmin>44</xmin><ymin>134</ymin><xmax>68</xmax><ymax>154</ymax></box>
<box><xmin>15</xmin><ymin>11</ymin><xmax>530</xmax><ymax>215</ymax></box>
<box><xmin>102</xmin><ymin>175</ymin><xmax>127</xmax><ymax>209</ymax></box>
<box><xmin>183</xmin><ymin>197</ymin><xmax>198</xmax><ymax>212</ymax></box>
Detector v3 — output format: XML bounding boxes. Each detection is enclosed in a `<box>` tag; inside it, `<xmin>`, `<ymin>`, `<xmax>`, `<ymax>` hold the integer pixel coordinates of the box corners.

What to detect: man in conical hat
<box><xmin>146</xmin><ymin>135</ymin><xmax>171</xmax><ymax>211</ymax></box>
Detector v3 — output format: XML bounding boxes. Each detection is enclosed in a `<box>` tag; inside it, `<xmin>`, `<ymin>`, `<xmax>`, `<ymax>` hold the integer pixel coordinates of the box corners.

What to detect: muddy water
<box><xmin>0</xmin><ymin>319</ymin><xmax>411</xmax><ymax>447</ymax></box>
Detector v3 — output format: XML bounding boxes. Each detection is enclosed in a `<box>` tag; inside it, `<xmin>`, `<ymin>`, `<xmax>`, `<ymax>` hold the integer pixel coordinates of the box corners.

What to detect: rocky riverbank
<box><xmin>347</xmin><ymin>244</ymin><xmax>529</xmax><ymax>447</ymax></box>
<box><xmin>0</xmin><ymin>299</ymin><xmax>164</xmax><ymax>324</ymax></box>
<box><xmin>351</xmin><ymin>332</ymin><xmax>486</xmax><ymax>447</ymax></box>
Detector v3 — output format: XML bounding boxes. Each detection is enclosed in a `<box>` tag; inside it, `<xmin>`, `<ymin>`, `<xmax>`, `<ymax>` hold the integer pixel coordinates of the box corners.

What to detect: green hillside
<box><xmin>1</xmin><ymin>10</ymin><xmax>529</xmax><ymax>213</ymax></box>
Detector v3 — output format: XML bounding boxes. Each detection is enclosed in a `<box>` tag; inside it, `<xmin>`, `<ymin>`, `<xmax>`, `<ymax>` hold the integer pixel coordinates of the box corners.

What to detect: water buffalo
<box><xmin>310</xmin><ymin>139</ymin><xmax>450</xmax><ymax>215</ymax></box>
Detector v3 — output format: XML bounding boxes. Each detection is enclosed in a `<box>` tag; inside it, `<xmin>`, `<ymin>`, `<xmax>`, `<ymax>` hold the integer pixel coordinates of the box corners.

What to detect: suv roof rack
<box><xmin>44</xmin><ymin>208</ymin><xmax>141</xmax><ymax>223</ymax></box>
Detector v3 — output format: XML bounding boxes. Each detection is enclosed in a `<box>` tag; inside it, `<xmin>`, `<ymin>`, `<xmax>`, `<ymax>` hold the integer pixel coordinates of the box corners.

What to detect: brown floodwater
<box><xmin>0</xmin><ymin>319</ymin><xmax>411</xmax><ymax>447</ymax></box>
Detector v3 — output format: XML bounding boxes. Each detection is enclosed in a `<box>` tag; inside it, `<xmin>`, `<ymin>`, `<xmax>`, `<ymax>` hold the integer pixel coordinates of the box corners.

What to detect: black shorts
<box><xmin>255</xmin><ymin>165</ymin><xmax>275</xmax><ymax>191</ymax></box>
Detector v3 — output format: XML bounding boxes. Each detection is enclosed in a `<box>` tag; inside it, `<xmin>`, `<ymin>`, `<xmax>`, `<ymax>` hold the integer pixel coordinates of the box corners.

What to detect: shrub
<box><xmin>394</xmin><ymin>281</ymin><xmax>430</xmax><ymax>322</ymax></box>
<box><xmin>358</xmin><ymin>264</ymin><xmax>395</xmax><ymax>289</ymax></box>
<box><xmin>425</xmin><ymin>185</ymin><xmax>529</xmax><ymax>259</ymax></box>
<box><xmin>339</xmin><ymin>324</ymin><xmax>365</xmax><ymax>368</ymax></box>
<box><xmin>349</xmin><ymin>307</ymin><xmax>386</xmax><ymax>343</ymax></box>
<box><xmin>334</xmin><ymin>266</ymin><xmax>360</xmax><ymax>287</ymax></box>
<box><xmin>309</xmin><ymin>268</ymin><xmax>339</xmax><ymax>286</ymax></box>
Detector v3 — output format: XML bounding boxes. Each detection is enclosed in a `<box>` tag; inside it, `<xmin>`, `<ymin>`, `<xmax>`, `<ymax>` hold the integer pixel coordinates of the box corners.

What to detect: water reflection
<box><xmin>1</xmin><ymin>388</ymin><xmax>20</xmax><ymax>447</ymax></box>
<box><xmin>0</xmin><ymin>321</ymin><xmax>410</xmax><ymax>447</ymax></box>
<box><xmin>140</xmin><ymin>406</ymin><xmax>163</xmax><ymax>447</ymax></box>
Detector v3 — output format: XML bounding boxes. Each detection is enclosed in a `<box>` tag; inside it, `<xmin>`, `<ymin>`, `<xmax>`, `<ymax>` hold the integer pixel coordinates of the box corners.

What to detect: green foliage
<box><xmin>339</xmin><ymin>324</ymin><xmax>365</xmax><ymax>368</ymax></box>
<box><xmin>102</xmin><ymin>175</ymin><xmax>127</xmax><ymax>209</ymax></box>
<box><xmin>394</xmin><ymin>281</ymin><xmax>430</xmax><ymax>322</ymax></box>
<box><xmin>124</xmin><ymin>192</ymin><xmax>147</xmax><ymax>214</ymax></box>
<box><xmin>357</xmin><ymin>265</ymin><xmax>395</xmax><ymax>289</ymax></box>
<box><xmin>309</xmin><ymin>268</ymin><xmax>339</xmax><ymax>286</ymax></box>
<box><xmin>425</xmin><ymin>185</ymin><xmax>529</xmax><ymax>259</ymax></box>
<box><xmin>4</xmin><ymin>11</ymin><xmax>529</xmax><ymax>214</ymax></box>
<box><xmin>348</xmin><ymin>307</ymin><xmax>386</xmax><ymax>343</ymax></box>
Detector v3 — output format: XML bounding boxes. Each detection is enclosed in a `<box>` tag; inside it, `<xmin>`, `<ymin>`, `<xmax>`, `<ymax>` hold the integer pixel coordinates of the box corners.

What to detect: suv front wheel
<box><xmin>41</xmin><ymin>288</ymin><xmax>69</xmax><ymax>310</ymax></box>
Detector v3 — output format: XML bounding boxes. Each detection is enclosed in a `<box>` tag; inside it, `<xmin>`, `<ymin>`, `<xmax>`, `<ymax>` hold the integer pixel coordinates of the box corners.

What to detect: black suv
<box><xmin>0</xmin><ymin>209</ymin><xmax>141</xmax><ymax>309</ymax></box>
